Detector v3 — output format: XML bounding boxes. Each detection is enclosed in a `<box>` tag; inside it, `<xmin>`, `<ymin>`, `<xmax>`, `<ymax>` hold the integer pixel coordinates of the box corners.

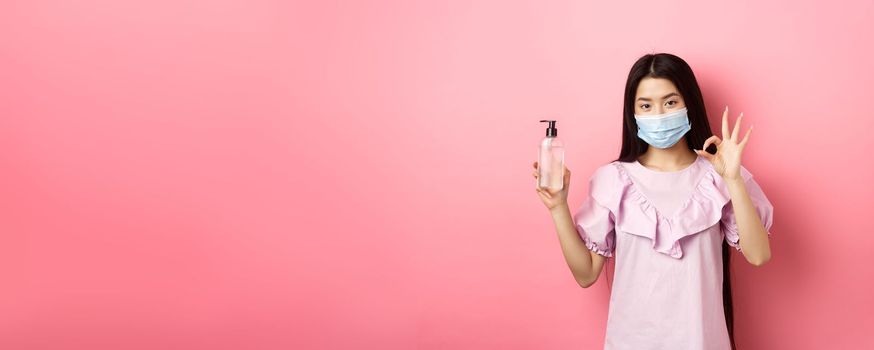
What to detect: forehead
<box><xmin>635</xmin><ymin>77</ymin><xmax>680</xmax><ymax>98</ymax></box>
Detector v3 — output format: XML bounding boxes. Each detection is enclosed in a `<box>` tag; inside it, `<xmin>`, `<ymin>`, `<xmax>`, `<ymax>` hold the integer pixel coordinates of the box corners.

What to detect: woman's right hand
<box><xmin>533</xmin><ymin>161</ymin><xmax>571</xmax><ymax>211</ymax></box>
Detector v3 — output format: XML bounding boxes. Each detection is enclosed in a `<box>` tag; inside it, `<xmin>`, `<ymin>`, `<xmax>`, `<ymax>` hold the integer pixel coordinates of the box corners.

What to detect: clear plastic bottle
<box><xmin>538</xmin><ymin>120</ymin><xmax>565</xmax><ymax>192</ymax></box>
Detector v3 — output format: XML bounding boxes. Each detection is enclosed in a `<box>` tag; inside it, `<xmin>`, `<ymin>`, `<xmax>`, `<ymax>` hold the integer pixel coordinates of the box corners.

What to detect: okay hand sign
<box><xmin>694</xmin><ymin>106</ymin><xmax>752</xmax><ymax>181</ymax></box>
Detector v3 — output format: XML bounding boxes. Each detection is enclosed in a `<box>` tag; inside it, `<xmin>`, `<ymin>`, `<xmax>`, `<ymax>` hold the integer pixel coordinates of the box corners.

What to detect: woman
<box><xmin>533</xmin><ymin>53</ymin><xmax>774</xmax><ymax>350</ymax></box>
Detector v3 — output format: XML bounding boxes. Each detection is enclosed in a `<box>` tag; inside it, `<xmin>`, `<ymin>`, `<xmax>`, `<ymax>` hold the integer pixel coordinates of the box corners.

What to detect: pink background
<box><xmin>2</xmin><ymin>0</ymin><xmax>872</xmax><ymax>349</ymax></box>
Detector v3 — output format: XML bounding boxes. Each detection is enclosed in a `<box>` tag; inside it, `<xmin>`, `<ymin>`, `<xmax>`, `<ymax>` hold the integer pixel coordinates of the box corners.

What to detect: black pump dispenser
<box><xmin>540</xmin><ymin>120</ymin><xmax>558</xmax><ymax>137</ymax></box>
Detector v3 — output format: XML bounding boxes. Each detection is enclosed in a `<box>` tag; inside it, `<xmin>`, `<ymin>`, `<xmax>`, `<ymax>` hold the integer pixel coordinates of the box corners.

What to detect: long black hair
<box><xmin>612</xmin><ymin>53</ymin><xmax>737</xmax><ymax>350</ymax></box>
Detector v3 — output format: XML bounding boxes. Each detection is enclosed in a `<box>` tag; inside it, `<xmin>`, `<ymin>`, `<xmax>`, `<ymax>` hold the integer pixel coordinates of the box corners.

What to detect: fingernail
<box><xmin>724</xmin><ymin>105</ymin><xmax>728</xmax><ymax>111</ymax></box>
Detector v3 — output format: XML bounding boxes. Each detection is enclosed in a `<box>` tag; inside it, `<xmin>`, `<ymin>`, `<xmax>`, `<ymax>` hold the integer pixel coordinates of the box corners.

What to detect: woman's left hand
<box><xmin>694</xmin><ymin>106</ymin><xmax>752</xmax><ymax>181</ymax></box>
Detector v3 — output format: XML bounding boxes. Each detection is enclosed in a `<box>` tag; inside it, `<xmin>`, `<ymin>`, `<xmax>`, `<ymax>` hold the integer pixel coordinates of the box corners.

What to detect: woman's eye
<box><xmin>666</xmin><ymin>100</ymin><xmax>677</xmax><ymax>106</ymax></box>
<box><xmin>640</xmin><ymin>104</ymin><xmax>650</xmax><ymax>109</ymax></box>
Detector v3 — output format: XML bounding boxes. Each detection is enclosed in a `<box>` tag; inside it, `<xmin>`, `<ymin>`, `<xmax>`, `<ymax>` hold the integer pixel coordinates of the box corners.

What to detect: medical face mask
<box><xmin>633</xmin><ymin>107</ymin><xmax>692</xmax><ymax>149</ymax></box>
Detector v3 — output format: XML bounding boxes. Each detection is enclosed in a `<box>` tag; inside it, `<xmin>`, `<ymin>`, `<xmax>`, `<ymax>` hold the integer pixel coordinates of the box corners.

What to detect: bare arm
<box><xmin>725</xmin><ymin>178</ymin><xmax>772</xmax><ymax>266</ymax></box>
<box><xmin>695</xmin><ymin>106</ymin><xmax>772</xmax><ymax>266</ymax></box>
<box><xmin>533</xmin><ymin>162</ymin><xmax>607</xmax><ymax>288</ymax></box>
<box><xmin>550</xmin><ymin>203</ymin><xmax>607</xmax><ymax>288</ymax></box>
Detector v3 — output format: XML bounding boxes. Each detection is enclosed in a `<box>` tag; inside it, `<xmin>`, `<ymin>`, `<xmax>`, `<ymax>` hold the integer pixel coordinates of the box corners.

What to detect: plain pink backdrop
<box><xmin>1</xmin><ymin>0</ymin><xmax>872</xmax><ymax>349</ymax></box>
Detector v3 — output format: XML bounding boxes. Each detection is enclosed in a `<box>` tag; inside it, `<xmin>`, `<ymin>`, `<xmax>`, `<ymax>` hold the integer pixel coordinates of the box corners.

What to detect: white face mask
<box><xmin>633</xmin><ymin>107</ymin><xmax>692</xmax><ymax>149</ymax></box>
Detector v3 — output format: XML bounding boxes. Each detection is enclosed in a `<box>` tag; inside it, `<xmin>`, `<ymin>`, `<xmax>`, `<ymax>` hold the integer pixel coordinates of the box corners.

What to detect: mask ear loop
<box><xmin>688</xmin><ymin>117</ymin><xmax>694</xmax><ymax>152</ymax></box>
<box><xmin>688</xmin><ymin>117</ymin><xmax>692</xmax><ymax>145</ymax></box>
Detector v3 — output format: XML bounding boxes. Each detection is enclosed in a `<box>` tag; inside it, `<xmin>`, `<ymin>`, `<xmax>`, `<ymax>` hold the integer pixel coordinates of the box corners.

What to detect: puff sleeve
<box><xmin>572</xmin><ymin>166</ymin><xmax>619</xmax><ymax>258</ymax></box>
<box><xmin>720</xmin><ymin>166</ymin><xmax>774</xmax><ymax>252</ymax></box>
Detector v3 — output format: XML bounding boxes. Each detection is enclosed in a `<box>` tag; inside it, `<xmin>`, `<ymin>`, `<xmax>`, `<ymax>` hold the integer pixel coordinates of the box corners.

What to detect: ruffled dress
<box><xmin>572</xmin><ymin>154</ymin><xmax>774</xmax><ymax>350</ymax></box>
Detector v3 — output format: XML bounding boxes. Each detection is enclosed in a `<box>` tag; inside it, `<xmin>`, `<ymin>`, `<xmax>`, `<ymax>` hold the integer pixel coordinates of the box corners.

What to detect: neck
<box><xmin>637</xmin><ymin>139</ymin><xmax>698</xmax><ymax>171</ymax></box>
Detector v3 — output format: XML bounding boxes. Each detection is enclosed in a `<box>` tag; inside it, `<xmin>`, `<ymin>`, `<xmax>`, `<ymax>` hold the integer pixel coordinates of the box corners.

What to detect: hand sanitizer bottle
<box><xmin>538</xmin><ymin>120</ymin><xmax>565</xmax><ymax>192</ymax></box>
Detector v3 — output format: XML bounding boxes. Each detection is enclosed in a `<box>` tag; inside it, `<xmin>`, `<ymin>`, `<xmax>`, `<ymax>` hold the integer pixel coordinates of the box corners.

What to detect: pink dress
<box><xmin>572</xmin><ymin>154</ymin><xmax>774</xmax><ymax>350</ymax></box>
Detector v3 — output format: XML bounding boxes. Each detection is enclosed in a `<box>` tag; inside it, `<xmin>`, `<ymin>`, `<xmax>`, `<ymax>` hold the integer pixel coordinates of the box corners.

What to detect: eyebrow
<box><xmin>637</xmin><ymin>92</ymin><xmax>679</xmax><ymax>102</ymax></box>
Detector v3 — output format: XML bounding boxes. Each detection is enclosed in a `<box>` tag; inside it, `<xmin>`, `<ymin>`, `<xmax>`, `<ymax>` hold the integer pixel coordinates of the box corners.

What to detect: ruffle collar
<box><xmin>590</xmin><ymin>156</ymin><xmax>749</xmax><ymax>259</ymax></box>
